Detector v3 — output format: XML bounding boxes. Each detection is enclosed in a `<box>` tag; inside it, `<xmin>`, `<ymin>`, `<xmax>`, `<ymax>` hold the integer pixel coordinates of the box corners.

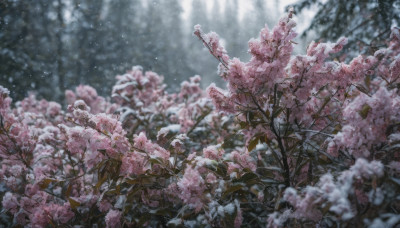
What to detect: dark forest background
<box><xmin>0</xmin><ymin>0</ymin><xmax>281</xmax><ymax>102</ymax></box>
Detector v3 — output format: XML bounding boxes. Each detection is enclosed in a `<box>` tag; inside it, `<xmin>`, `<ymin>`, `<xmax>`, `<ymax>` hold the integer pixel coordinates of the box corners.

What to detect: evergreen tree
<box><xmin>223</xmin><ymin>0</ymin><xmax>242</xmax><ymax>59</ymax></box>
<box><xmin>290</xmin><ymin>0</ymin><xmax>400</xmax><ymax>57</ymax></box>
<box><xmin>70</xmin><ymin>0</ymin><xmax>105</xmax><ymax>89</ymax></box>
<box><xmin>0</xmin><ymin>0</ymin><xmax>67</xmax><ymax>101</ymax></box>
<box><xmin>158</xmin><ymin>0</ymin><xmax>192</xmax><ymax>88</ymax></box>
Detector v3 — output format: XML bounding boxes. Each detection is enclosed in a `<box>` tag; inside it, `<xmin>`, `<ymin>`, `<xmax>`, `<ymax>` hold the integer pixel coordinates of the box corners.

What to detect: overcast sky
<box><xmin>181</xmin><ymin>0</ymin><xmax>299</xmax><ymax>19</ymax></box>
<box><xmin>181</xmin><ymin>0</ymin><xmax>314</xmax><ymax>33</ymax></box>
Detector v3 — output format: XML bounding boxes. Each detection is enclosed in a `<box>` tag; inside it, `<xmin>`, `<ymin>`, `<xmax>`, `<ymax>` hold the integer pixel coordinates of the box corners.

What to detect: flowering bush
<box><xmin>1</xmin><ymin>9</ymin><xmax>400</xmax><ymax>227</ymax></box>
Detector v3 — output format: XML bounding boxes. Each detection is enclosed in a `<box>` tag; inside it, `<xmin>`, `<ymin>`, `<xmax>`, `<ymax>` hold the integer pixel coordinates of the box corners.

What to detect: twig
<box><xmin>195</xmin><ymin>31</ymin><xmax>229</xmax><ymax>70</ymax></box>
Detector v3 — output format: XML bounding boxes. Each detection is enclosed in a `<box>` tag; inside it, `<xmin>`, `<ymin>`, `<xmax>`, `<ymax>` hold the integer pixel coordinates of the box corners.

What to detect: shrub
<box><xmin>1</xmin><ymin>9</ymin><xmax>400</xmax><ymax>227</ymax></box>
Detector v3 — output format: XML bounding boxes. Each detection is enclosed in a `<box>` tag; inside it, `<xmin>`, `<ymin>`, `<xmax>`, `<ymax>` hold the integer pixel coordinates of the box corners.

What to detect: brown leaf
<box><xmin>38</xmin><ymin>178</ymin><xmax>57</xmax><ymax>189</ymax></box>
<box><xmin>247</xmin><ymin>136</ymin><xmax>259</xmax><ymax>152</ymax></box>
<box><xmin>355</xmin><ymin>84</ymin><xmax>371</xmax><ymax>97</ymax></box>
<box><xmin>94</xmin><ymin>174</ymin><xmax>108</xmax><ymax>192</ymax></box>
<box><xmin>68</xmin><ymin>197</ymin><xmax>80</xmax><ymax>210</ymax></box>
<box><xmin>65</xmin><ymin>183</ymin><xmax>73</xmax><ymax>198</ymax></box>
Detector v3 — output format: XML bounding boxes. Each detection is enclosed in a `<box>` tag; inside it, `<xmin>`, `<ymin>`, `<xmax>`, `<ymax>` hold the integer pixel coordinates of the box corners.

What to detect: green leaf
<box><xmin>94</xmin><ymin>174</ymin><xmax>107</xmax><ymax>191</ymax></box>
<box><xmin>355</xmin><ymin>84</ymin><xmax>370</xmax><ymax>96</ymax></box>
<box><xmin>262</xmin><ymin>166</ymin><xmax>283</xmax><ymax>173</ymax></box>
<box><xmin>265</xmin><ymin>109</ymin><xmax>271</xmax><ymax>118</ymax></box>
<box><xmin>358</xmin><ymin>104</ymin><xmax>371</xmax><ymax>119</ymax></box>
<box><xmin>149</xmin><ymin>208</ymin><xmax>173</xmax><ymax>216</ymax></box>
<box><xmin>38</xmin><ymin>178</ymin><xmax>57</xmax><ymax>189</ymax></box>
<box><xmin>222</xmin><ymin>184</ymin><xmax>244</xmax><ymax>198</ymax></box>
<box><xmin>148</xmin><ymin>157</ymin><xmax>164</xmax><ymax>165</ymax></box>
<box><xmin>98</xmin><ymin>160</ymin><xmax>110</xmax><ymax>178</ymax></box>
<box><xmin>272</xmin><ymin>107</ymin><xmax>283</xmax><ymax>119</ymax></box>
<box><xmin>247</xmin><ymin>137</ymin><xmax>259</xmax><ymax>152</ymax></box>
<box><xmin>65</xmin><ymin>183</ymin><xmax>73</xmax><ymax>198</ymax></box>
<box><xmin>246</xmin><ymin>111</ymin><xmax>255</xmax><ymax>123</ymax></box>
<box><xmin>125</xmin><ymin>175</ymin><xmax>153</xmax><ymax>185</ymax></box>
<box><xmin>332</xmin><ymin>124</ymin><xmax>342</xmax><ymax>134</ymax></box>
<box><xmin>239</xmin><ymin>121</ymin><xmax>248</xmax><ymax>129</ymax></box>
<box><xmin>205</xmin><ymin>160</ymin><xmax>218</xmax><ymax>170</ymax></box>
<box><xmin>68</xmin><ymin>197</ymin><xmax>80</xmax><ymax>210</ymax></box>
<box><xmin>127</xmin><ymin>186</ymin><xmax>142</xmax><ymax>201</ymax></box>
<box><xmin>365</xmin><ymin>75</ymin><xmax>371</xmax><ymax>87</ymax></box>
<box><xmin>261</xmin><ymin>178</ymin><xmax>279</xmax><ymax>184</ymax></box>
<box><xmin>259</xmin><ymin>135</ymin><xmax>269</xmax><ymax>144</ymax></box>
<box><xmin>223</xmin><ymin>208</ymin><xmax>237</xmax><ymax>227</ymax></box>
<box><xmin>222</xmin><ymin>134</ymin><xmax>236</xmax><ymax>149</ymax></box>
<box><xmin>137</xmin><ymin>213</ymin><xmax>151</xmax><ymax>226</ymax></box>
<box><xmin>125</xmin><ymin>178</ymin><xmax>139</xmax><ymax>185</ymax></box>
<box><xmin>215</xmin><ymin>163</ymin><xmax>227</xmax><ymax>176</ymax></box>
<box><xmin>106</xmin><ymin>185</ymin><xmax>121</xmax><ymax>195</ymax></box>
<box><xmin>234</xmin><ymin>172</ymin><xmax>259</xmax><ymax>184</ymax></box>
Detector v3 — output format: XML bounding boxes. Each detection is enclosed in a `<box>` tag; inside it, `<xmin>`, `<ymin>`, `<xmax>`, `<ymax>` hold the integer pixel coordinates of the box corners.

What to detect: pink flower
<box><xmin>229</xmin><ymin>150</ymin><xmax>256</xmax><ymax>172</ymax></box>
<box><xmin>120</xmin><ymin>152</ymin><xmax>146</xmax><ymax>176</ymax></box>
<box><xmin>133</xmin><ymin>132</ymin><xmax>148</xmax><ymax>150</ymax></box>
<box><xmin>332</xmin><ymin>87</ymin><xmax>400</xmax><ymax>158</ymax></box>
<box><xmin>91</xmin><ymin>113</ymin><xmax>123</xmax><ymax>135</ymax></box>
<box><xmin>206</xmin><ymin>173</ymin><xmax>217</xmax><ymax>184</ymax></box>
<box><xmin>177</xmin><ymin>166</ymin><xmax>205</xmax><ymax>212</ymax></box>
<box><xmin>30</xmin><ymin>208</ymin><xmax>48</xmax><ymax>227</ymax></box>
<box><xmin>97</xmin><ymin>200</ymin><xmax>112</xmax><ymax>213</ymax></box>
<box><xmin>64</xmin><ymin>126</ymin><xmax>87</xmax><ymax>155</ymax></box>
<box><xmin>2</xmin><ymin>192</ymin><xmax>19</xmax><ymax>214</ymax></box>
<box><xmin>48</xmin><ymin>203</ymin><xmax>75</xmax><ymax>224</ymax></box>
<box><xmin>203</xmin><ymin>145</ymin><xmax>224</xmax><ymax>160</ymax></box>
<box><xmin>46</xmin><ymin>101</ymin><xmax>61</xmax><ymax>117</ymax></box>
<box><xmin>206</xmin><ymin>84</ymin><xmax>234</xmax><ymax>113</ymax></box>
<box><xmin>105</xmin><ymin>209</ymin><xmax>122</xmax><ymax>228</ymax></box>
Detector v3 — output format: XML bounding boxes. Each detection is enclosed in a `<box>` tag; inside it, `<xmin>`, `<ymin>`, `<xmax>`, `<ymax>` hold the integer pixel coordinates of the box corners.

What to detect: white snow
<box><xmin>224</xmin><ymin>203</ymin><xmax>235</xmax><ymax>215</ymax></box>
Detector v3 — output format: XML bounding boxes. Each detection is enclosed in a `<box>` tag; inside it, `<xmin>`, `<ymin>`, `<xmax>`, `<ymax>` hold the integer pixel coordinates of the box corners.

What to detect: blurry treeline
<box><xmin>0</xmin><ymin>0</ymin><xmax>280</xmax><ymax>102</ymax></box>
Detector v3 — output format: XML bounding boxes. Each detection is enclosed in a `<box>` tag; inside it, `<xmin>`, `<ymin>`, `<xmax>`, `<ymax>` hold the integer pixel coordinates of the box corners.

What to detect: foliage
<box><xmin>1</xmin><ymin>10</ymin><xmax>400</xmax><ymax>227</ymax></box>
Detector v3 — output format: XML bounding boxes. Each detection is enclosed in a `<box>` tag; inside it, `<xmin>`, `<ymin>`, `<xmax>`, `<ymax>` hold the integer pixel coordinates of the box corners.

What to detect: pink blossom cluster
<box><xmin>177</xmin><ymin>165</ymin><xmax>206</xmax><ymax>212</ymax></box>
<box><xmin>195</xmin><ymin>8</ymin><xmax>400</xmax><ymax>227</ymax></box>
<box><xmin>200</xmin><ymin>8</ymin><xmax>297</xmax><ymax>119</ymax></box>
<box><xmin>330</xmin><ymin>87</ymin><xmax>400</xmax><ymax>158</ymax></box>
<box><xmin>278</xmin><ymin>158</ymin><xmax>384</xmax><ymax>224</ymax></box>
<box><xmin>0</xmin><ymin>9</ymin><xmax>400</xmax><ymax>228</ymax></box>
<box><xmin>110</xmin><ymin>66</ymin><xmax>221</xmax><ymax>143</ymax></box>
<box><xmin>66</xmin><ymin>85</ymin><xmax>118</xmax><ymax>114</ymax></box>
<box><xmin>0</xmin><ymin>70</ymin><xmax>245</xmax><ymax>227</ymax></box>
